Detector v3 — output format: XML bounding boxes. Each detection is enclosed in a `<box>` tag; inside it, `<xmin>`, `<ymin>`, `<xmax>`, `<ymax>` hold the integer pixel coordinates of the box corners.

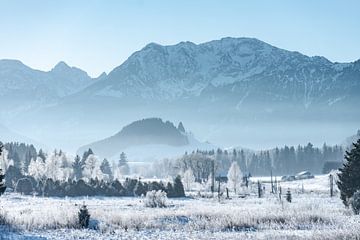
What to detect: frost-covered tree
<box><xmin>83</xmin><ymin>154</ymin><xmax>103</xmax><ymax>181</ymax></box>
<box><xmin>59</xmin><ymin>152</ymin><xmax>72</xmax><ymax>180</ymax></box>
<box><xmin>45</xmin><ymin>152</ymin><xmax>63</xmax><ymax>181</ymax></box>
<box><xmin>182</xmin><ymin>168</ymin><xmax>195</xmax><ymax>191</ymax></box>
<box><xmin>338</xmin><ymin>139</ymin><xmax>360</xmax><ymax>206</ymax></box>
<box><xmin>0</xmin><ymin>147</ymin><xmax>13</xmax><ymax>173</ymax></box>
<box><xmin>28</xmin><ymin>157</ymin><xmax>46</xmax><ymax>181</ymax></box>
<box><xmin>227</xmin><ymin>161</ymin><xmax>242</xmax><ymax>194</ymax></box>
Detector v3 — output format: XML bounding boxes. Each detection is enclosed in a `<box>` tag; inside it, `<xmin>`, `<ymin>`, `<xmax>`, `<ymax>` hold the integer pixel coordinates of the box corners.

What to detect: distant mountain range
<box><xmin>0</xmin><ymin>60</ymin><xmax>96</xmax><ymax>99</ymax></box>
<box><xmin>78</xmin><ymin>118</ymin><xmax>214</xmax><ymax>162</ymax></box>
<box><xmin>0</xmin><ymin>37</ymin><xmax>359</xmax><ymax>151</ymax></box>
<box><xmin>80</xmin><ymin>37</ymin><xmax>360</xmax><ymax>108</ymax></box>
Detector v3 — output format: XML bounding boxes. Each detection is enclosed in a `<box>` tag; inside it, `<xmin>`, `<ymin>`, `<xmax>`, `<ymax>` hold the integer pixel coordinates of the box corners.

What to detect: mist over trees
<box><xmin>152</xmin><ymin>143</ymin><xmax>344</xmax><ymax>179</ymax></box>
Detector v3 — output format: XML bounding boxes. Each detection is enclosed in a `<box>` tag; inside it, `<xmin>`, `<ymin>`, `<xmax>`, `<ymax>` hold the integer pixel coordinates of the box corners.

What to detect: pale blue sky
<box><xmin>0</xmin><ymin>0</ymin><xmax>359</xmax><ymax>77</ymax></box>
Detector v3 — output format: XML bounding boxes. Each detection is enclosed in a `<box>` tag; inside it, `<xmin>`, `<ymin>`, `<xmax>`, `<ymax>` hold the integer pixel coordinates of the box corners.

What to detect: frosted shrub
<box><xmin>350</xmin><ymin>190</ymin><xmax>360</xmax><ymax>214</ymax></box>
<box><xmin>0</xmin><ymin>208</ymin><xmax>9</xmax><ymax>226</ymax></box>
<box><xmin>144</xmin><ymin>190</ymin><xmax>167</xmax><ymax>208</ymax></box>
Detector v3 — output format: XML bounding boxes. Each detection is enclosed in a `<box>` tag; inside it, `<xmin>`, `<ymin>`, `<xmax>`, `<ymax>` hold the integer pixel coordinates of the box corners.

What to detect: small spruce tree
<box><xmin>286</xmin><ymin>189</ymin><xmax>292</xmax><ymax>203</ymax></box>
<box><xmin>78</xmin><ymin>203</ymin><xmax>90</xmax><ymax>228</ymax></box>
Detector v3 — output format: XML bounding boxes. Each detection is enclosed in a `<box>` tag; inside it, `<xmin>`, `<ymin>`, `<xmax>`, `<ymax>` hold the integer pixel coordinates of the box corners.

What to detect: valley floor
<box><xmin>0</xmin><ymin>175</ymin><xmax>359</xmax><ymax>240</ymax></box>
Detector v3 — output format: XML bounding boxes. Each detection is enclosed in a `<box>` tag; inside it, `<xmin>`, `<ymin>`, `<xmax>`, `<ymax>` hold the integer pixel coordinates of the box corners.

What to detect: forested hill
<box><xmin>78</xmin><ymin>118</ymin><xmax>189</xmax><ymax>158</ymax></box>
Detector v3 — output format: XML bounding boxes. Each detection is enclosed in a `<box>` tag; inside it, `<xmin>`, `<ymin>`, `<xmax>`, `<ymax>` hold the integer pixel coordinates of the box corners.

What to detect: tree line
<box><xmin>0</xmin><ymin>142</ymin><xmax>186</xmax><ymax>197</ymax></box>
<box><xmin>152</xmin><ymin>143</ymin><xmax>344</xmax><ymax>180</ymax></box>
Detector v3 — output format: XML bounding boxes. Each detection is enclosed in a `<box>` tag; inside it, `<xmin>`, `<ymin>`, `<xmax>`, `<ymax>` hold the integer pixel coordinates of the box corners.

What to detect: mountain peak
<box><xmin>96</xmin><ymin>72</ymin><xmax>107</xmax><ymax>80</ymax></box>
<box><xmin>52</xmin><ymin>61</ymin><xmax>70</xmax><ymax>71</ymax></box>
<box><xmin>0</xmin><ymin>59</ymin><xmax>29</xmax><ymax>70</ymax></box>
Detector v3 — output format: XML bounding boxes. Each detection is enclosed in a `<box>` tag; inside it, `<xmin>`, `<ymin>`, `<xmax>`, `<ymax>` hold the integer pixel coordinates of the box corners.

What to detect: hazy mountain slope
<box><xmin>0</xmin><ymin>123</ymin><xmax>43</xmax><ymax>147</ymax></box>
<box><xmin>0</xmin><ymin>59</ymin><xmax>97</xmax><ymax>120</ymax></box>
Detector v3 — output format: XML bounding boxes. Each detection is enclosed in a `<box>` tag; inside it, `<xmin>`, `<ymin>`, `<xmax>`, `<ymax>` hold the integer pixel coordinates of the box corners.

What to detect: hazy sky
<box><xmin>0</xmin><ymin>0</ymin><xmax>359</xmax><ymax>77</ymax></box>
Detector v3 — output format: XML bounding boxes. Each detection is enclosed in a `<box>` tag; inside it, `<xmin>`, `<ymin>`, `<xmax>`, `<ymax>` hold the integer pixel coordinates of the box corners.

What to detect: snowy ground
<box><xmin>0</xmin><ymin>175</ymin><xmax>359</xmax><ymax>240</ymax></box>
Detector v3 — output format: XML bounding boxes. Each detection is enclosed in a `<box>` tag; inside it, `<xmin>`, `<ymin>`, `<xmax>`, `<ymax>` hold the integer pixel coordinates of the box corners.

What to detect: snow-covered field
<box><xmin>0</xmin><ymin>175</ymin><xmax>359</xmax><ymax>240</ymax></box>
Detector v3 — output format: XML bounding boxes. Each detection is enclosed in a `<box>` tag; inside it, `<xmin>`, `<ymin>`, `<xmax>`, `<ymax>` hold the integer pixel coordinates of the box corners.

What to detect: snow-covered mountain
<box><xmin>78</xmin><ymin>118</ymin><xmax>215</xmax><ymax>162</ymax></box>
<box><xmin>80</xmin><ymin>37</ymin><xmax>360</xmax><ymax>109</ymax></box>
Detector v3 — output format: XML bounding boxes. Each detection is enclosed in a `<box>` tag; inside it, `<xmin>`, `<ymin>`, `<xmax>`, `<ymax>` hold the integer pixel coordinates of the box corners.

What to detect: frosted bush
<box><xmin>144</xmin><ymin>190</ymin><xmax>167</xmax><ymax>208</ymax></box>
<box><xmin>350</xmin><ymin>190</ymin><xmax>360</xmax><ymax>214</ymax></box>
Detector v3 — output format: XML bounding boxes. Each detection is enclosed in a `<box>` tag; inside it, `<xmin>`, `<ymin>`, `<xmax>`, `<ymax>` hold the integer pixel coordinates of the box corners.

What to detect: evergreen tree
<box><xmin>337</xmin><ymin>139</ymin><xmax>360</xmax><ymax>206</ymax></box>
<box><xmin>118</xmin><ymin>152</ymin><xmax>130</xmax><ymax>175</ymax></box>
<box><xmin>350</xmin><ymin>190</ymin><xmax>360</xmax><ymax>215</ymax></box>
<box><xmin>38</xmin><ymin>149</ymin><xmax>46</xmax><ymax>162</ymax></box>
<box><xmin>177</xmin><ymin>122</ymin><xmax>185</xmax><ymax>133</ymax></box>
<box><xmin>133</xmin><ymin>181</ymin><xmax>145</xmax><ymax>196</ymax></box>
<box><xmin>173</xmin><ymin>175</ymin><xmax>185</xmax><ymax>197</ymax></box>
<box><xmin>100</xmin><ymin>158</ymin><xmax>113</xmax><ymax>180</ymax></box>
<box><xmin>166</xmin><ymin>182</ymin><xmax>174</xmax><ymax>197</ymax></box>
<box><xmin>81</xmin><ymin>148</ymin><xmax>93</xmax><ymax>165</ymax></box>
<box><xmin>72</xmin><ymin>155</ymin><xmax>84</xmax><ymax>180</ymax></box>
